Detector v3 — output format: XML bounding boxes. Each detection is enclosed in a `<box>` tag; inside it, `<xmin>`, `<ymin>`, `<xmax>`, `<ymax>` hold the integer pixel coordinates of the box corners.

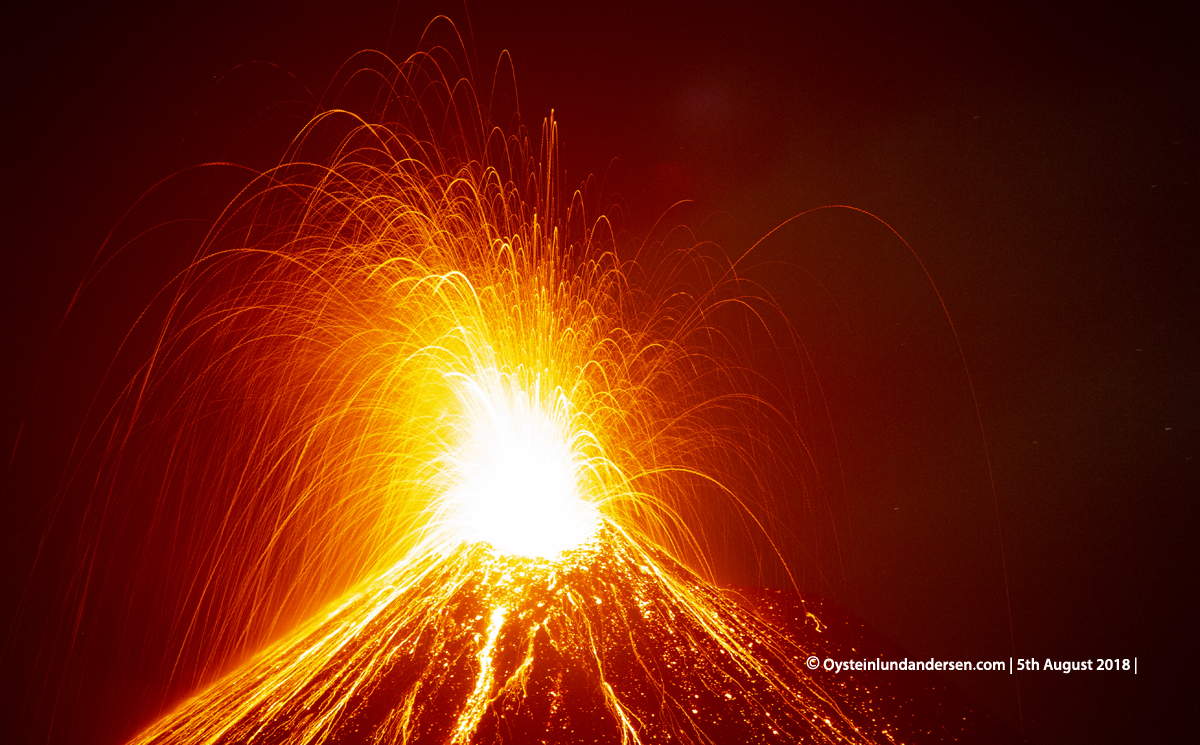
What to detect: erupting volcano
<box><xmin>30</xmin><ymin>25</ymin><xmax>1024</xmax><ymax>745</ymax></box>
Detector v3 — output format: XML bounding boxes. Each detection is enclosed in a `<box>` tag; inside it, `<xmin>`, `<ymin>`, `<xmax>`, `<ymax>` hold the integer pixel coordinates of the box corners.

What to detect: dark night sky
<box><xmin>2</xmin><ymin>2</ymin><xmax>1195</xmax><ymax>744</ymax></box>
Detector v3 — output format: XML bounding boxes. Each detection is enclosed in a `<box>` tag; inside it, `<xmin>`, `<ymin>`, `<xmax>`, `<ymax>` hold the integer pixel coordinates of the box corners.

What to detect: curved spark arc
<box><xmin>90</xmin><ymin>34</ymin><xmax>877</xmax><ymax>745</ymax></box>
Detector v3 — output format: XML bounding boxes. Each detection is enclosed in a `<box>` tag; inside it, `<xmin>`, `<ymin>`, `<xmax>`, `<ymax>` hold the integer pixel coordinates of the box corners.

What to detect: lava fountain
<box><xmin>57</xmin><ymin>31</ymin><xmax>975</xmax><ymax>745</ymax></box>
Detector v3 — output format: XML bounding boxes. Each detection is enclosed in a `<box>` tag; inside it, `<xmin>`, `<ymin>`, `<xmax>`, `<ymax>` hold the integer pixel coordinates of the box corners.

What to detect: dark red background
<box><xmin>3</xmin><ymin>2</ymin><xmax>1195</xmax><ymax>743</ymax></box>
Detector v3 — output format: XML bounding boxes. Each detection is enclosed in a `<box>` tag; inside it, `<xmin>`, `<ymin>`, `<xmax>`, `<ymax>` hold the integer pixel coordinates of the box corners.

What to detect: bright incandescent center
<box><xmin>443</xmin><ymin>373</ymin><xmax>600</xmax><ymax>560</ymax></box>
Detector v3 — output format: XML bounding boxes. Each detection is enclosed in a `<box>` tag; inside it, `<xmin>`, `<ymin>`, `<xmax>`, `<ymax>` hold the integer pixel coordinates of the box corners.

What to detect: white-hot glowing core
<box><xmin>445</xmin><ymin>375</ymin><xmax>599</xmax><ymax>559</ymax></box>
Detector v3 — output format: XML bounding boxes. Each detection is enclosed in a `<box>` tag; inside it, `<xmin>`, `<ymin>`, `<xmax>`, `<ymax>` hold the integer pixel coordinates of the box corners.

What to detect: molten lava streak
<box><xmin>110</xmin><ymin>46</ymin><xmax>877</xmax><ymax>744</ymax></box>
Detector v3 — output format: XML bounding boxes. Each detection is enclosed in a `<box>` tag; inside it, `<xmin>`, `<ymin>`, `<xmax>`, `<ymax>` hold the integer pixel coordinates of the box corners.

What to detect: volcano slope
<box><xmin>131</xmin><ymin>526</ymin><xmax>1023</xmax><ymax>745</ymax></box>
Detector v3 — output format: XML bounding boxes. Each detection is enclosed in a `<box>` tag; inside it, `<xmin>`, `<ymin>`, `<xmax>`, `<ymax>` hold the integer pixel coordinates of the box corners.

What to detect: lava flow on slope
<box><xmin>133</xmin><ymin>526</ymin><xmax>877</xmax><ymax>745</ymax></box>
<box><xmin>132</xmin><ymin>526</ymin><xmax>1025</xmax><ymax>745</ymax></box>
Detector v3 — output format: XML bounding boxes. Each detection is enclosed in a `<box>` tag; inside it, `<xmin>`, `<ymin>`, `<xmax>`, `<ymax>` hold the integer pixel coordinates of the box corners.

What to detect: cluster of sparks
<box><xmin>97</xmin><ymin>42</ymin><xmax>881</xmax><ymax>745</ymax></box>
